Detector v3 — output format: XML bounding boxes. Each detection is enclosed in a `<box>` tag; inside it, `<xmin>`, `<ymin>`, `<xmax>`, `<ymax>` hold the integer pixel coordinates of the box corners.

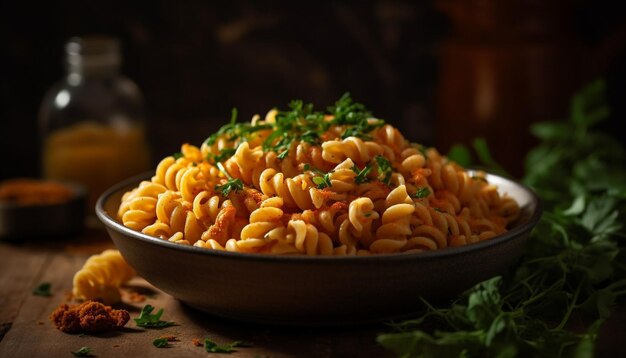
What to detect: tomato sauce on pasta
<box><xmin>118</xmin><ymin>95</ymin><xmax>519</xmax><ymax>255</ymax></box>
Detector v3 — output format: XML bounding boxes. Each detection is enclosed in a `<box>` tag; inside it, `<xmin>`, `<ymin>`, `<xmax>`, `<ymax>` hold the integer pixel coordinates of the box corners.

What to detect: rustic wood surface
<box><xmin>0</xmin><ymin>230</ymin><xmax>390</xmax><ymax>358</ymax></box>
<box><xmin>0</xmin><ymin>229</ymin><xmax>624</xmax><ymax>357</ymax></box>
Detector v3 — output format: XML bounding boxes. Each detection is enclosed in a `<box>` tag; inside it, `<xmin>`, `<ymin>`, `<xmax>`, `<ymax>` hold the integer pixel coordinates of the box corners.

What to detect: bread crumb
<box><xmin>127</xmin><ymin>291</ymin><xmax>146</xmax><ymax>303</ymax></box>
<box><xmin>192</xmin><ymin>338</ymin><xmax>203</xmax><ymax>347</ymax></box>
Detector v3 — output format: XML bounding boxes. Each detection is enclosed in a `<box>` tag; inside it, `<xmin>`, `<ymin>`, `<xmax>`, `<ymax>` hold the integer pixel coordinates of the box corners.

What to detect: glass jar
<box><xmin>39</xmin><ymin>35</ymin><xmax>150</xmax><ymax>212</ymax></box>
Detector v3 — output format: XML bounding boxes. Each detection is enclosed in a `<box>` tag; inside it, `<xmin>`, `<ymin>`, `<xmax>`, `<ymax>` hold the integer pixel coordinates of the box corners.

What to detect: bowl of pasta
<box><xmin>96</xmin><ymin>94</ymin><xmax>541</xmax><ymax>325</ymax></box>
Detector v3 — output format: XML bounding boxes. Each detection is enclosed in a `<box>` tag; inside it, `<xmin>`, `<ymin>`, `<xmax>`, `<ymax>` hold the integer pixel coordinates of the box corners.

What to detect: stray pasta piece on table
<box><xmin>72</xmin><ymin>249</ymin><xmax>135</xmax><ymax>304</ymax></box>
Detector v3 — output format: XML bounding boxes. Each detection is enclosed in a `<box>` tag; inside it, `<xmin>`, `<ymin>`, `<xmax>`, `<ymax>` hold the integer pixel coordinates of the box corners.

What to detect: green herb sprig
<box><xmin>412</xmin><ymin>187</ymin><xmax>431</xmax><ymax>199</ymax></box>
<box><xmin>71</xmin><ymin>347</ymin><xmax>93</xmax><ymax>357</ymax></box>
<box><xmin>153</xmin><ymin>337</ymin><xmax>169</xmax><ymax>348</ymax></box>
<box><xmin>329</xmin><ymin>92</ymin><xmax>385</xmax><ymax>140</ymax></box>
<box><xmin>304</xmin><ymin>164</ymin><xmax>333</xmax><ymax>189</ymax></box>
<box><xmin>204</xmin><ymin>108</ymin><xmax>273</xmax><ymax>147</ymax></box>
<box><xmin>215</xmin><ymin>162</ymin><xmax>244</xmax><ymax>197</ymax></box>
<box><xmin>204</xmin><ymin>338</ymin><xmax>251</xmax><ymax>353</ymax></box>
<box><xmin>32</xmin><ymin>282</ymin><xmax>52</xmax><ymax>297</ymax></box>
<box><xmin>207</xmin><ymin>148</ymin><xmax>236</xmax><ymax>164</ymax></box>
<box><xmin>375</xmin><ymin>155</ymin><xmax>393</xmax><ymax>186</ymax></box>
<box><xmin>206</xmin><ymin>94</ymin><xmax>384</xmax><ymax>161</ymax></box>
<box><xmin>134</xmin><ymin>305</ymin><xmax>176</xmax><ymax>329</ymax></box>
<box><xmin>351</xmin><ymin>163</ymin><xmax>373</xmax><ymax>184</ymax></box>
<box><xmin>377</xmin><ymin>79</ymin><xmax>626</xmax><ymax>357</ymax></box>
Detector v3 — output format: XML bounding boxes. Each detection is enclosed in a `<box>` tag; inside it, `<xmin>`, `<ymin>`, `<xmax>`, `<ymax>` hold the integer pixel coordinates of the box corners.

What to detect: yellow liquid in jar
<box><xmin>43</xmin><ymin>121</ymin><xmax>150</xmax><ymax>209</ymax></box>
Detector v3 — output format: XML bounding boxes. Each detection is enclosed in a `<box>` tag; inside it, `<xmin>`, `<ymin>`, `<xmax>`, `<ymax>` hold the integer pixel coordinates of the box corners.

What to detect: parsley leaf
<box><xmin>351</xmin><ymin>163</ymin><xmax>373</xmax><ymax>184</ymax></box>
<box><xmin>304</xmin><ymin>164</ymin><xmax>333</xmax><ymax>189</ymax></box>
<box><xmin>32</xmin><ymin>282</ymin><xmax>52</xmax><ymax>297</ymax></box>
<box><xmin>134</xmin><ymin>305</ymin><xmax>176</xmax><ymax>328</ymax></box>
<box><xmin>259</xmin><ymin>94</ymin><xmax>385</xmax><ymax>159</ymax></box>
<box><xmin>204</xmin><ymin>338</ymin><xmax>251</xmax><ymax>353</ymax></box>
<box><xmin>213</xmin><ymin>162</ymin><xmax>244</xmax><ymax>196</ymax></box>
<box><xmin>328</xmin><ymin>93</ymin><xmax>384</xmax><ymax>140</ymax></box>
<box><xmin>205</xmin><ymin>108</ymin><xmax>238</xmax><ymax>145</ymax></box>
<box><xmin>205</xmin><ymin>108</ymin><xmax>273</xmax><ymax>146</ymax></box>
<box><xmin>207</xmin><ymin>148</ymin><xmax>236</xmax><ymax>164</ymax></box>
<box><xmin>71</xmin><ymin>347</ymin><xmax>93</xmax><ymax>357</ymax></box>
<box><xmin>153</xmin><ymin>337</ymin><xmax>169</xmax><ymax>348</ymax></box>
<box><xmin>375</xmin><ymin>155</ymin><xmax>392</xmax><ymax>186</ymax></box>
<box><xmin>215</xmin><ymin>178</ymin><xmax>244</xmax><ymax>197</ymax></box>
<box><xmin>300</xmin><ymin>130</ymin><xmax>320</xmax><ymax>145</ymax></box>
<box><xmin>412</xmin><ymin>187</ymin><xmax>431</xmax><ymax>199</ymax></box>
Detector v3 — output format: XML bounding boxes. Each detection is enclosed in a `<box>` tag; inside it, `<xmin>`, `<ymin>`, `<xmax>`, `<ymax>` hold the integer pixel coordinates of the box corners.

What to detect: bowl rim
<box><xmin>96</xmin><ymin>171</ymin><xmax>542</xmax><ymax>264</ymax></box>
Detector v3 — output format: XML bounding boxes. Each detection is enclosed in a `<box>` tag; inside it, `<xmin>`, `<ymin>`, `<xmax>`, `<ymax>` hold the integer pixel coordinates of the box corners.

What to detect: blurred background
<box><xmin>2</xmin><ymin>0</ymin><xmax>625</xmax><ymax>185</ymax></box>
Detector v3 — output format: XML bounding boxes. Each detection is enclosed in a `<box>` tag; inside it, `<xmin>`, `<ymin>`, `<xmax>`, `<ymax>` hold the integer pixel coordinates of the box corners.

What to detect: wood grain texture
<box><xmin>0</xmin><ymin>245</ymin><xmax>50</xmax><ymax>328</ymax></box>
<box><xmin>0</xmin><ymin>243</ymin><xmax>391</xmax><ymax>357</ymax></box>
<box><xmin>2</xmin><ymin>239</ymin><xmax>624</xmax><ymax>357</ymax></box>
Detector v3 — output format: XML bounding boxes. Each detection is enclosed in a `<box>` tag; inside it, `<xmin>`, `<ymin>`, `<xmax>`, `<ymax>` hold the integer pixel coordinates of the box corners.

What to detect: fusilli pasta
<box><xmin>118</xmin><ymin>94</ymin><xmax>520</xmax><ymax>255</ymax></box>
<box><xmin>72</xmin><ymin>249</ymin><xmax>135</xmax><ymax>304</ymax></box>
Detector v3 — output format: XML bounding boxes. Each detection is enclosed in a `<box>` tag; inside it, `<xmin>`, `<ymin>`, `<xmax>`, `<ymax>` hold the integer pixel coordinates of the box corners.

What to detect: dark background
<box><xmin>2</xmin><ymin>0</ymin><xmax>625</xmax><ymax>180</ymax></box>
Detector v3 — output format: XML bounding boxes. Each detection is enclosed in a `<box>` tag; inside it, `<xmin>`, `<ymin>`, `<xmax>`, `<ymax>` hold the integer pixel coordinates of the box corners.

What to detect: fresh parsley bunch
<box><xmin>377</xmin><ymin>79</ymin><xmax>626</xmax><ymax>357</ymax></box>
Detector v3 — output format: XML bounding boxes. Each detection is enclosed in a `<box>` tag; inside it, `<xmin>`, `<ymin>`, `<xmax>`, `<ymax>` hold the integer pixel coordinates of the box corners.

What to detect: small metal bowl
<box><xmin>0</xmin><ymin>180</ymin><xmax>86</xmax><ymax>241</ymax></box>
<box><xmin>97</xmin><ymin>172</ymin><xmax>541</xmax><ymax>325</ymax></box>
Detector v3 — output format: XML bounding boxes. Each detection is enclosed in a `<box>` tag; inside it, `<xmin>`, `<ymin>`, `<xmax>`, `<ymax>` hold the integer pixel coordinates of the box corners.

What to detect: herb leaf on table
<box><xmin>134</xmin><ymin>305</ymin><xmax>176</xmax><ymax>328</ymax></box>
<box><xmin>32</xmin><ymin>282</ymin><xmax>52</xmax><ymax>297</ymax></box>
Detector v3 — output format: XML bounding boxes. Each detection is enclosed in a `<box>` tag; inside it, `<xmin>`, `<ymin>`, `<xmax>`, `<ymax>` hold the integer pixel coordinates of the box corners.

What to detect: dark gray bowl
<box><xmin>96</xmin><ymin>172</ymin><xmax>541</xmax><ymax>325</ymax></box>
<box><xmin>0</xmin><ymin>181</ymin><xmax>86</xmax><ymax>241</ymax></box>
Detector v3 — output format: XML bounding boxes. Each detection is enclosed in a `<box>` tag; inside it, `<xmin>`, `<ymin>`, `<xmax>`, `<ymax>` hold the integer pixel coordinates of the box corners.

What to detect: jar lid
<box><xmin>65</xmin><ymin>35</ymin><xmax>121</xmax><ymax>73</ymax></box>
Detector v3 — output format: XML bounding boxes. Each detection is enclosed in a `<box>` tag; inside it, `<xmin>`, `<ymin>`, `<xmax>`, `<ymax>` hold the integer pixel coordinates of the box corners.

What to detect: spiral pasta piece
<box><xmin>117</xmin><ymin>95</ymin><xmax>520</xmax><ymax>255</ymax></box>
<box><xmin>72</xmin><ymin>250</ymin><xmax>135</xmax><ymax>304</ymax></box>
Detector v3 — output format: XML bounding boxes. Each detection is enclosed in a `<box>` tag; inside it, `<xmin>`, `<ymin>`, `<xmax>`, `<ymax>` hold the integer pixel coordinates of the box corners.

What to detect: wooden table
<box><xmin>0</xmin><ymin>229</ymin><xmax>390</xmax><ymax>357</ymax></box>
<box><xmin>1</xmin><ymin>229</ymin><xmax>625</xmax><ymax>357</ymax></box>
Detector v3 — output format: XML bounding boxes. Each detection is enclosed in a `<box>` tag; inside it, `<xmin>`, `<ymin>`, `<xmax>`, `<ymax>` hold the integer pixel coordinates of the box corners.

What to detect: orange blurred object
<box><xmin>39</xmin><ymin>36</ymin><xmax>150</xmax><ymax>210</ymax></box>
<box><xmin>436</xmin><ymin>0</ymin><xmax>583</xmax><ymax>177</ymax></box>
<box><xmin>0</xmin><ymin>178</ymin><xmax>74</xmax><ymax>206</ymax></box>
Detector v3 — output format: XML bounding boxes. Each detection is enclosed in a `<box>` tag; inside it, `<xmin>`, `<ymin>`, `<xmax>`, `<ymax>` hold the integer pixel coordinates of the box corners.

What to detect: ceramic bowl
<box><xmin>0</xmin><ymin>181</ymin><xmax>86</xmax><ymax>240</ymax></box>
<box><xmin>96</xmin><ymin>172</ymin><xmax>541</xmax><ymax>325</ymax></box>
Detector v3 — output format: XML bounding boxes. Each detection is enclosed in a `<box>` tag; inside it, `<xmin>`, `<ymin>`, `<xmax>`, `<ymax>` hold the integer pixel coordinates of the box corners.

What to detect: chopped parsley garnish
<box><xmin>204</xmin><ymin>94</ymin><xmax>385</xmax><ymax>163</ymax></box>
<box><xmin>304</xmin><ymin>164</ymin><xmax>333</xmax><ymax>189</ymax></box>
<box><xmin>214</xmin><ymin>162</ymin><xmax>244</xmax><ymax>196</ymax></box>
<box><xmin>375</xmin><ymin>155</ymin><xmax>393</xmax><ymax>186</ymax></box>
<box><xmin>328</xmin><ymin>92</ymin><xmax>370</xmax><ymax>125</ymax></box>
<box><xmin>204</xmin><ymin>338</ymin><xmax>251</xmax><ymax>353</ymax></box>
<box><xmin>153</xmin><ymin>337</ymin><xmax>169</xmax><ymax>348</ymax></box>
<box><xmin>299</xmin><ymin>130</ymin><xmax>320</xmax><ymax>144</ymax></box>
<box><xmin>215</xmin><ymin>178</ymin><xmax>244</xmax><ymax>197</ymax></box>
<box><xmin>134</xmin><ymin>305</ymin><xmax>176</xmax><ymax>328</ymax></box>
<box><xmin>328</xmin><ymin>93</ymin><xmax>385</xmax><ymax>139</ymax></box>
<box><xmin>412</xmin><ymin>187</ymin><xmax>431</xmax><ymax>199</ymax></box>
<box><xmin>172</xmin><ymin>152</ymin><xmax>184</xmax><ymax>160</ymax></box>
<box><xmin>205</xmin><ymin>108</ymin><xmax>272</xmax><ymax>146</ymax></box>
<box><xmin>262</xmin><ymin>99</ymin><xmax>325</xmax><ymax>159</ymax></box>
<box><xmin>32</xmin><ymin>282</ymin><xmax>51</xmax><ymax>297</ymax></box>
<box><xmin>207</xmin><ymin>147</ymin><xmax>236</xmax><ymax>163</ymax></box>
<box><xmin>71</xmin><ymin>347</ymin><xmax>93</xmax><ymax>357</ymax></box>
<box><xmin>205</xmin><ymin>108</ymin><xmax>238</xmax><ymax>146</ymax></box>
<box><xmin>351</xmin><ymin>163</ymin><xmax>373</xmax><ymax>184</ymax></box>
